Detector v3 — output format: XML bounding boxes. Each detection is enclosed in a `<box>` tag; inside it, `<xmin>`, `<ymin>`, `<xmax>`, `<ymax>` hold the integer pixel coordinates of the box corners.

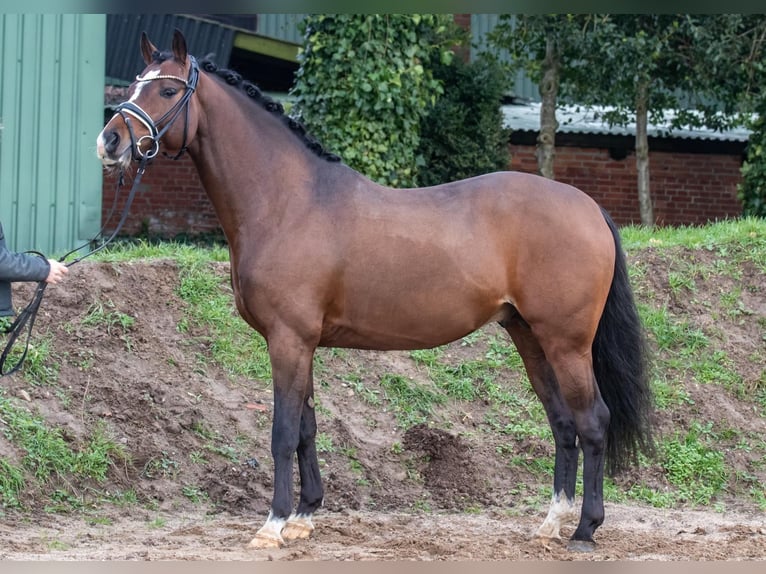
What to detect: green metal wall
<box><xmin>0</xmin><ymin>14</ymin><xmax>105</xmax><ymax>255</ymax></box>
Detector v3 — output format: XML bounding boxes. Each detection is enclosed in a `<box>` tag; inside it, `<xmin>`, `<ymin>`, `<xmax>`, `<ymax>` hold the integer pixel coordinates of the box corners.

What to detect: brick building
<box><xmin>505</xmin><ymin>103</ymin><xmax>749</xmax><ymax>226</ymax></box>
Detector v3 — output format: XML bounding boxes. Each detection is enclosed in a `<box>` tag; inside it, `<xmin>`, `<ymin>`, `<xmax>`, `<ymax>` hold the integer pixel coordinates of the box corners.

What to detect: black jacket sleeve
<box><xmin>0</xmin><ymin>222</ymin><xmax>50</xmax><ymax>317</ymax></box>
<box><xmin>0</xmin><ymin>223</ymin><xmax>50</xmax><ymax>282</ymax></box>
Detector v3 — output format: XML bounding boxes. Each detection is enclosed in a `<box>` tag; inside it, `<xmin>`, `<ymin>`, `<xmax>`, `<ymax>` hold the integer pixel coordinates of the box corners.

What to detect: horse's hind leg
<box><xmin>501</xmin><ymin>314</ymin><xmax>580</xmax><ymax>540</ymax></box>
<box><xmin>543</xmin><ymin>340</ymin><xmax>610</xmax><ymax>551</ymax></box>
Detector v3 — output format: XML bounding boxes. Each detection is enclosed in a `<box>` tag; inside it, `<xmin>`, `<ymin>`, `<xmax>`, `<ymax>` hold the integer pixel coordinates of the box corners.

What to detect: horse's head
<box><xmin>97</xmin><ymin>29</ymin><xmax>200</xmax><ymax>170</ymax></box>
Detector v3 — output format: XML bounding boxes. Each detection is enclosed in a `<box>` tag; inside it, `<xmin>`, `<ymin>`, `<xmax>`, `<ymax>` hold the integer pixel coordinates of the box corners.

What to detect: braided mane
<box><xmin>200</xmin><ymin>57</ymin><xmax>341</xmax><ymax>162</ymax></box>
<box><xmin>151</xmin><ymin>50</ymin><xmax>340</xmax><ymax>162</ymax></box>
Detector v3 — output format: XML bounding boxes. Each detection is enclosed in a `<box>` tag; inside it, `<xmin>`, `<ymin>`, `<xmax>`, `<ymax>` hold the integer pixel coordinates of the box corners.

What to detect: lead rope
<box><xmin>0</xmin><ymin>156</ymin><xmax>150</xmax><ymax>377</ymax></box>
<box><xmin>1</xmin><ymin>57</ymin><xmax>199</xmax><ymax>377</ymax></box>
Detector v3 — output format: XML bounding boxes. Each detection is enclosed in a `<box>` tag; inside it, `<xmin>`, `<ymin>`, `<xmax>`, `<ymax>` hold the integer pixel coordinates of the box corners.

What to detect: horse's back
<box><xmin>312</xmin><ymin>169</ymin><xmax>615</xmax><ymax>350</ymax></box>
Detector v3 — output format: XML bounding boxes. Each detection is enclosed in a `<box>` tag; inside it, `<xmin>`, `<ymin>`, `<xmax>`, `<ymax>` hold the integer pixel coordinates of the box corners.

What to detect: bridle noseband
<box><xmin>114</xmin><ymin>55</ymin><xmax>199</xmax><ymax>161</ymax></box>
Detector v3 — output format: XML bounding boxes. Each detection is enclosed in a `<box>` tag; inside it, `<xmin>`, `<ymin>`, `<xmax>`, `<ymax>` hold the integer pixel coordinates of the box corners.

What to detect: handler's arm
<box><xmin>0</xmin><ymin>245</ymin><xmax>51</xmax><ymax>282</ymax></box>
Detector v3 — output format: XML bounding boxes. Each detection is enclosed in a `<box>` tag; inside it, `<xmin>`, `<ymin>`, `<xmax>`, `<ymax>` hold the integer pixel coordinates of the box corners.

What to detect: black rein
<box><xmin>1</xmin><ymin>57</ymin><xmax>200</xmax><ymax>377</ymax></box>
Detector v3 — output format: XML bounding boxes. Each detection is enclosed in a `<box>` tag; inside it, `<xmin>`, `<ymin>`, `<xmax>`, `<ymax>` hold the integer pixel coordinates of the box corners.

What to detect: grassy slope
<box><xmin>1</xmin><ymin>218</ymin><xmax>765</xmax><ymax>515</ymax></box>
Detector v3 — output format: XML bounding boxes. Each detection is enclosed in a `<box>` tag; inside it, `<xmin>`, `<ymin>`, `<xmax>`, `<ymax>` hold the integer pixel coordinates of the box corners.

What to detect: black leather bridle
<box><xmin>113</xmin><ymin>55</ymin><xmax>200</xmax><ymax>162</ymax></box>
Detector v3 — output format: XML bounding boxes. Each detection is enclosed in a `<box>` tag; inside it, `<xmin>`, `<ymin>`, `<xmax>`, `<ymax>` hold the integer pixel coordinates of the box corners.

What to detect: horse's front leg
<box><xmin>248</xmin><ymin>329</ymin><xmax>319</xmax><ymax>549</ymax></box>
<box><xmin>281</xmin><ymin>369</ymin><xmax>323</xmax><ymax>541</ymax></box>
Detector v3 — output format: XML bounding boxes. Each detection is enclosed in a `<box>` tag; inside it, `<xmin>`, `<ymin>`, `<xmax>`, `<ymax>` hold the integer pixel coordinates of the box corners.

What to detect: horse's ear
<box><xmin>171</xmin><ymin>29</ymin><xmax>188</xmax><ymax>64</ymax></box>
<box><xmin>140</xmin><ymin>32</ymin><xmax>157</xmax><ymax>65</ymax></box>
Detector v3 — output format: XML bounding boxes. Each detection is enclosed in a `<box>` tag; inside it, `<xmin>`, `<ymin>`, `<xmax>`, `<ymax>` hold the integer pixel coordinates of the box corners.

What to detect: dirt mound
<box><xmin>402</xmin><ymin>423</ymin><xmax>486</xmax><ymax>508</ymax></box>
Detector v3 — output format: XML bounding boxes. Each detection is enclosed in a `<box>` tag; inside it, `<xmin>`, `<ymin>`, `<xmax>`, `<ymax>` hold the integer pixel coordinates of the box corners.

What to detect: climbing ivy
<box><xmin>290</xmin><ymin>14</ymin><xmax>463</xmax><ymax>187</ymax></box>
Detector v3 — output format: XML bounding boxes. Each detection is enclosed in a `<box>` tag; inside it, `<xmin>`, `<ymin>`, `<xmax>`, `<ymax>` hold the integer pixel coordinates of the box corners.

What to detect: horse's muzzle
<box><xmin>96</xmin><ymin>127</ymin><xmax>132</xmax><ymax>170</ymax></box>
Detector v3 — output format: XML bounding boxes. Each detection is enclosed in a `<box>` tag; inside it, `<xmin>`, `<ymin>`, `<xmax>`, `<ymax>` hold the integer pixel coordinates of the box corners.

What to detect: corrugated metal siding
<box><xmin>0</xmin><ymin>14</ymin><xmax>105</xmax><ymax>255</ymax></box>
<box><xmin>106</xmin><ymin>14</ymin><xmax>237</xmax><ymax>85</ymax></box>
<box><xmin>471</xmin><ymin>14</ymin><xmax>540</xmax><ymax>102</ymax></box>
<box><xmin>256</xmin><ymin>14</ymin><xmax>306</xmax><ymax>45</ymax></box>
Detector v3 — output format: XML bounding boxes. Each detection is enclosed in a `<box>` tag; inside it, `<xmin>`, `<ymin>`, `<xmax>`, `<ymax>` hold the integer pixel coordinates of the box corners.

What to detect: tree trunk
<box><xmin>635</xmin><ymin>79</ymin><xmax>654</xmax><ymax>227</ymax></box>
<box><xmin>537</xmin><ymin>36</ymin><xmax>559</xmax><ymax>180</ymax></box>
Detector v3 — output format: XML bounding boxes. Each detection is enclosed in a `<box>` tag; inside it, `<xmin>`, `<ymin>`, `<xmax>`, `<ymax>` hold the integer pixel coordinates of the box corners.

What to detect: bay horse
<box><xmin>96</xmin><ymin>30</ymin><xmax>653</xmax><ymax>552</ymax></box>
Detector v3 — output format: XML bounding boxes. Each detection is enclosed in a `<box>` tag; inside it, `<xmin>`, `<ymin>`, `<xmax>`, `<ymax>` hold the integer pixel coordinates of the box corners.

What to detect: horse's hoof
<box><xmin>282</xmin><ymin>520</ymin><xmax>313</xmax><ymax>541</ymax></box>
<box><xmin>247</xmin><ymin>534</ymin><xmax>284</xmax><ymax>549</ymax></box>
<box><xmin>567</xmin><ymin>539</ymin><xmax>596</xmax><ymax>553</ymax></box>
<box><xmin>534</xmin><ymin>526</ymin><xmax>563</xmax><ymax>541</ymax></box>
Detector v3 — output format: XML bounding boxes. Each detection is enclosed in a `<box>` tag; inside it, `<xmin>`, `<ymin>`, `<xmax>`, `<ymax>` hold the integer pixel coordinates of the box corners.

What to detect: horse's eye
<box><xmin>160</xmin><ymin>87</ymin><xmax>178</xmax><ymax>98</ymax></box>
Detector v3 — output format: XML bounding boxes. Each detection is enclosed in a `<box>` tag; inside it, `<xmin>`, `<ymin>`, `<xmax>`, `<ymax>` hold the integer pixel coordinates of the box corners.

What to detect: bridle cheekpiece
<box><xmin>114</xmin><ymin>55</ymin><xmax>200</xmax><ymax>161</ymax></box>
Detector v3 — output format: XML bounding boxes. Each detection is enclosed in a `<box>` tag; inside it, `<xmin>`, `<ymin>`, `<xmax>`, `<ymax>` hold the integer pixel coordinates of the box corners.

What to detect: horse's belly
<box><xmin>319</xmin><ymin>294</ymin><xmax>507</xmax><ymax>351</ymax></box>
<box><xmin>319</xmin><ymin>324</ymin><xmax>472</xmax><ymax>351</ymax></box>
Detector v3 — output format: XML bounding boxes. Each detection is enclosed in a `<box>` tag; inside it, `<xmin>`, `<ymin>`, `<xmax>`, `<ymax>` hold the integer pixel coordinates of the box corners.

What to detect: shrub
<box><xmin>738</xmin><ymin>99</ymin><xmax>766</xmax><ymax>217</ymax></box>
<box><xmin>417</xmin><ymin>56</ymin><xmax>512</xmax><ymax>186</ymax></box>
<box><xmin>290</xmin><ymin>14</ymin><xmax>463</xmax><ymax>188</ymax></box>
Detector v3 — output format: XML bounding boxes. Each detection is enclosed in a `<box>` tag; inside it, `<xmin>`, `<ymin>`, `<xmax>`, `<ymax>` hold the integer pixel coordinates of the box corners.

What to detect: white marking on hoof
<box><xmin>282</xmin><ymin>513</ymin><xmax>315</xmax><ymax>541</ymax></box>
<box><xmin>534</xmin><ymin>492</ymin><xmax>579</xmax><ymax>540</ymax></box>
<box><xmin>247</xmin><ymin>512</ymin><xmax>286</xmax><ymax>549</ymax></box>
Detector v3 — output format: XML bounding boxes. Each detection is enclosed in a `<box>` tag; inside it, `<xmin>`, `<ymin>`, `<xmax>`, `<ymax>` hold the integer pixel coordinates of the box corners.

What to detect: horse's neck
<box><xmin>188</xmin><ymin>82</ymin><xmax>317</xmax><ymax>244</ymax></box>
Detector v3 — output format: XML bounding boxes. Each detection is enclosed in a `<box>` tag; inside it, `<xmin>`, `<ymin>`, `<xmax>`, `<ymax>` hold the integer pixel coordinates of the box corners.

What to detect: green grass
<box><xmin>410</xmin><ymin>333</ymin><xmax>529</xmax><ymax>409</ymax></box>
<box><xmin>0</xmin><ymin>390</ymin><xmax>127</xmax><ymax>509</ymax></box>
<box><xmin>651</xmin><ymin>372</ymin><xmax>694</xmax><ymax>410</ymax></box>
<box><xmin>76</xmin><ymin>424</ymin><xmax>130</xmax><ymax>483</ymax></box>
<box><xmin>0</xmin><ymin>333</ymin><xmax>59</xmax><ymax>387</ymax></box>
<box><xmin>101</xmin><ymin>489</ymin><xmax>139</xmax><ymax>507</ymax></box>
<box><xmin>0</xmin><ymin>393</ymin><xmax>78</xmax><ymax>481</ymax></box>
<box><xmin>142</xmin><ymin>452</ymin><xmax>180</xmax><ymax>480</ymax></box>
<box><xmin>191</xmin><ymin>422</ymin><xmax>253</xmax><ymax>464</ymax></box>
<box><xmin>88</xmin><ymin>240</ymin><xmax>270</xmax><ymax>379</ymax></box>
<box><xmin>621</xmin><ymin>216</ymin><xmax>766</xmax><ymax>251</ymax></box>
<box><xmin>316</xmin><ymin>432</ymin><xmax>335</xmax><ymax>454</ymax></box>
<box><xmin>147</xmin><ymin>515</ymin><xmax>167</xmax><ymax>529</ymax></box>
<box><xmin>182</xmin><ymin>485</ymin><xmax>209</xmax><ymax>504</ymax></box>
<box><xmin>667</xmin><ymin>270</ymin><xmax>696</xmax><ymax>295</ymax></box>
<box><xmin>81</xmin><ymin>300</ymin><xmax>136</xmax><ymax>334</ymax></box>
<box><xmin>90</xmin><ymin>239</ymin><xmax>229</xmax><ymax>264</ymax></box>
<box><xmin>639</xmin><ymin>304</ymin><xmax>709</xmax><ymax>353</ymax></box>
<box><xmin>379</xmin><ymin>373</ymin><xmax>445</xmax><ymax>427</ymax></box>
<box><xmin>339</xmin><ymin>445</ymin><xmax>368</xmax><ymax>484</ymax></box>
<box><xmin>0</xmin><ymin>458</ymin><xmax>26</xmax><ymax>509</ymax></box>
<box><xmin>340</xmin><ymin>374</ymin><xmax>382</xmax><ymax>406</ymax></box>
<box><xmin>174</xmin><ymin>255</ymin><xmax>271</xmax><ymax>382</ymax></box>
<box><xmin>617</xmin><ymin>219</ymin><xmax>766</xmax><ymax>508</ymax></box>
<box><xmin>659</xmin><ymin>423</ymin><xmax>728</xmax><ymax>506</ymax></box>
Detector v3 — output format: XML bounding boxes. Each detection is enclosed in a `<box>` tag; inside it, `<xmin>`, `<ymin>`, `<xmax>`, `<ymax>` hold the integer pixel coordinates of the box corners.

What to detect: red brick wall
<box><xmin>510</xmin><ymin>144</ymin><xmax>744</xmax><ymax>226</ymax></box>
<box><xmin>102</xmin><ymin>144</ymin><xmax>744</xmax><ymax>236</ymax></box>
<box><xmin>102</xmin><ymin>155</ymin><xmax>219</xmax><ymax>236</ymax></box>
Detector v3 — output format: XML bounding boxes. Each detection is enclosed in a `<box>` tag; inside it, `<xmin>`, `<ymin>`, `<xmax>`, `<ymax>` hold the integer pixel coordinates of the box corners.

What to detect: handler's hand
<box><xmin>45</xmin><ymin>259</ymin><xmax>69</xmax><ymax>284</ymax></box>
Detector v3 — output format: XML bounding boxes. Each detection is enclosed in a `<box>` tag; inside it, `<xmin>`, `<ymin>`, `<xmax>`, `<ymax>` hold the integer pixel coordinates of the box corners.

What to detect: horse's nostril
<box><xmin>104</xmin><ymin>130</ymin><xmax>120</xmax><ymax>154</ymax></box>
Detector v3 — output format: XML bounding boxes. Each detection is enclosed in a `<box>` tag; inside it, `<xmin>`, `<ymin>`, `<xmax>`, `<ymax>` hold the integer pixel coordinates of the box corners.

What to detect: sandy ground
<box><xmin>1</xmin><ymin>502</ymin><xmax>765</xmax><ymax>561</ymax></box>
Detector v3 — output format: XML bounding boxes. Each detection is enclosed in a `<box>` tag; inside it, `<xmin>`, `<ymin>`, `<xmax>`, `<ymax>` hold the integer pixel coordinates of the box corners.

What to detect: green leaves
<box><xmin>739</xmin><ymin>100</ymin><xmax>766</xmax><ymax>217</ymax></box>
<box><xmin>417</xmin><ymin>55</ymin><xmax>511</xmax><ymax>187</ymax></box>
<box><xmin>291</xmin><ymin>14</ymin><xmax>465</xmax><ymax>187</ymax></box>
<box><xmin>487</xmin><ymin>14</ymin><xmax>765</xmax><ymax>221</ymax></box>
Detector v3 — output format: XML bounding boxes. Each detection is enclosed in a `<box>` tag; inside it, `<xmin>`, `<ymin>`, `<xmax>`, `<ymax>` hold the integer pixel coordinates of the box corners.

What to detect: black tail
<box><xmin>593</xmin><ymin>209</ymin><xmax>655</xmax><ymax>475</ymax></box>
